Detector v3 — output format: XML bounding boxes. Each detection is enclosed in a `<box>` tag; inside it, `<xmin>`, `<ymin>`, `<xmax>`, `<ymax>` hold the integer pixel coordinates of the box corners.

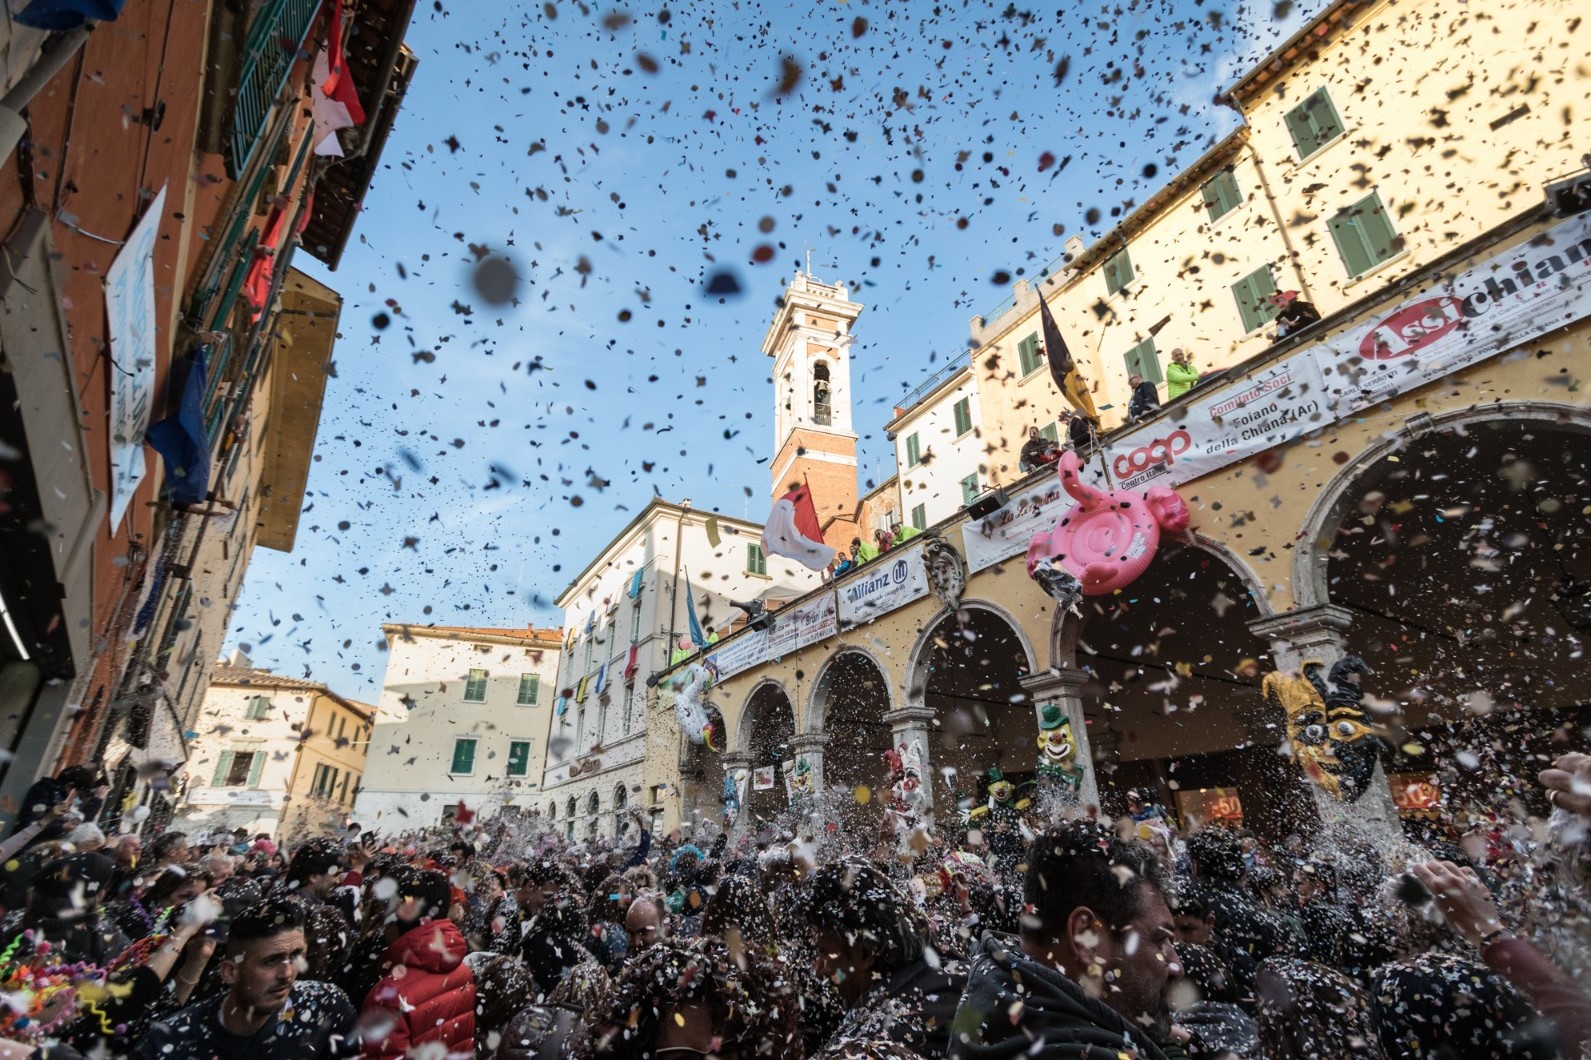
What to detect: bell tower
<box><xmin>762</xmin><ymin>271</ymin><xmax>861</xmax><ymax>530</ymax></box>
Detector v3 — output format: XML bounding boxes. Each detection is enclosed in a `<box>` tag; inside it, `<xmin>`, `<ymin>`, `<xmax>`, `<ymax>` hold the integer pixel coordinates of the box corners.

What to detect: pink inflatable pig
<box><xmin>1026</xmin><ymin>451</ymin><xmax>1189</xmax><ymax>596</ymax></box>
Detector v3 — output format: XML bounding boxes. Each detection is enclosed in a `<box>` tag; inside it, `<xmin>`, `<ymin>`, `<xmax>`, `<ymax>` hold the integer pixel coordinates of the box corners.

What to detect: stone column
<box><xmin>1019</xmin><ymin>668</ymin><xmax>1099</xmax><ymax>810</ymax></box>
<box><xmin>790</xmin><ymin>732</ymin><xmax>828</xmax><ymax>796</ymax></box>
<box><xmin>719</xmin><ymin>751</ymin><xmax>752</xmax><ymax>831</ymax></box>
<box><xmin>882</xmin><ymin>705</ymin><xmax>937</xmax><ymax>808</ymax></box>
<box><xmin>1247</xmin><ymin>604</ymin><xmax>1403</xmax><ymax>843</ymax></box>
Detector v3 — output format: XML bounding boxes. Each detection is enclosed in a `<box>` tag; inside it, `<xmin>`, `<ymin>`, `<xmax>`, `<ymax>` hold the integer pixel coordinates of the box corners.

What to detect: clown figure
<box><xmin>1034</xmin><ymin>703</ymin><xmax>1086</xmax><ymax>793</ymax></box>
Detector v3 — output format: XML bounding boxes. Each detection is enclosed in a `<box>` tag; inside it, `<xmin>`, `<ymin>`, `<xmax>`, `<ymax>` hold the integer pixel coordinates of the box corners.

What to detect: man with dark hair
<box><xmin>949</xmin><ymin>820</ymin><xmax>1185</xmax><ymax>1059</ymax></box>
<box><xmin>10</xmin><ymin>764</ymin><xmax>105</xmax><ymax>847</ymax></box>
<box><xmin>152</xmin><ymin>830</ymin><xmax>191</xmax><ymax>868</ymax></box>
<box><xmin>802</xmin><ymin>859</ymin><xmax>965</xmax><ymax>1057</ymax></box>
<box><xmin>135</xmin><ymin>898</ymin><xmax>357</xmax><ymax>1060</ymax></box>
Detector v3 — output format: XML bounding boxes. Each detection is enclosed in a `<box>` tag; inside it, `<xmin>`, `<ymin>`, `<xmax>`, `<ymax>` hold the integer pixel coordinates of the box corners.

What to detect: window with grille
<box><xmin>1017</xmin><ymin>333</ymin><xmax>1043</xmax><ymax>376</ymax></box>
<box><xmin>1124</xmin><ymin>338</ymin><xmax>1163</xmax><ymax>384</ymax></box>
<box><xmin>463</xmin><ymin>669</ymin><xmax>488</xmax><ymax>702</ymax></box>
<box><xmin>244</xmin><ymin>695</ymin><xmax>271</xmax><ymax>720</ymax></box>
<box><xmin>952</xmin><ymin>397</ymin><xmax>973</xmax><ymax>437</ymax></box>
<box><xmin>1328</xmin><ymin>192</ymin><xmax>1401</xmax><ymax>278</ymax></box>
<box><xmin>1103</xmin><ymin>248</ymin><xmax>1135</xmax><ymax>294</ymax></box>
<box><xmin>961</xmin><ymin>474</ymin><xmax>981</xmax><ymax>507</ymax></box>
<box><xmin>507</xmin><ymin>740</ymin><xmax>532</xmax><ymax>777</ymax></box>
<box><xmin>451</xmin><ymin>738</ymin><xmax>478</xmax><ymax>775</ymax></box>
<box><xmin>1284</xmin><ymin>88</ymin><xmax>1345</xmax><ymax>160</ymax></box>
<box><xmin>746</xmin><ymin>543</ymin><xmax>767</xmax><ymax>576</ymax></box>
<box><xmin>1231</xmin><ymin>267</ymin><xmax>1282</xmax><ymax>333</ymax></box>
<box><xmin>905</xmin><ymin>432</ymin><xmax>921</xmax><ymax>466</ymax></box>
<box><xmin>517</xmin><ymin>673</ymin><xmax>540</xmax><ymax>705</ymax></box>
<box><xmin>911</xmin><ymin>504</ymin><xmax>927</xmax><ymax>530</ymax></box>
<box><xmin>1201</xmin><ymin>169</ymin><xmax>1242</xmax><ymax>221</ymax></box>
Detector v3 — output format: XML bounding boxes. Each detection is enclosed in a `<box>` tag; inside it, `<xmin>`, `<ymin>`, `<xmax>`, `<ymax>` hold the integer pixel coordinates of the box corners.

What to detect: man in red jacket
<box><xmin>358</xmin><ymin>868</ymin><xmax>476</xmax><ymax>1060</ymax></box>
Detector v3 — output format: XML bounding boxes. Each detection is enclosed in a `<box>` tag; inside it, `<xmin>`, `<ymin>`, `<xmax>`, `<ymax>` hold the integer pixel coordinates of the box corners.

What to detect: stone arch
<box><xmin>904</xmin><ymin>598</ymin><xmax>1038</xmax><ymax>707</ymax></box>
<box><xmin>731</xmin><ymin>677</ymin><xmax>794</xmax><ymax>754</ymax></box>
<box><xmin>808</xmin><ymin>647</ymin><xmax>896</xmax><ymax>797</ymax></box>
<box><xmin>804</xmin><ymin>644</ymin><xmax>897</xmax><ymax>734</ymax></box>
<box><xmin>1294</xmin><ymin>401</ymin><xmax>1591</xmax><ymax>609</ymax></box>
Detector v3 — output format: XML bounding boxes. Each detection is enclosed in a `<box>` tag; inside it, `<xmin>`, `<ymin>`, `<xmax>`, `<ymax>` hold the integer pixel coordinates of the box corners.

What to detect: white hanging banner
<box><xmin>837</xmin><ymin>545</ymin><xmax>929</xmax><ymax>627</ymax></box>
<box><xmin>105</xmin><ymin>185</ymin><xmax>168</xmax><ymax>533</ymax></box>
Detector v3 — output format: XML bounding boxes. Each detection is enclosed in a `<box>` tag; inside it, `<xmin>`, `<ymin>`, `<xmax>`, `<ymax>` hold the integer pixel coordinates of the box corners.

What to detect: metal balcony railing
<box><xmin>226</xmin><ymin>0</ymin><xmax>325</xmax><ymax>178</ymax></box>
<box><xmin>894</xmin><ymin>359</ymin><xmax>965</xmax><ymax>416</ymax></box>
<box><xmin>975</xmin><ymin>248</ymin><xmax>1074</xmax><ymax>327</ymax></box>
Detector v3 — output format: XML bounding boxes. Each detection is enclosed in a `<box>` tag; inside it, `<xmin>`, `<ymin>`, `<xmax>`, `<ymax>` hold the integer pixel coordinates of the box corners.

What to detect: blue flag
<box><xmin>146</xmin><ymin>346</ymin><xmax>212</xmax><ymax>507</ymax></box>
<box><xmin>685</xmin><ymin>570</ymin><xmax>708</xmax><ymax>650</ymax></box>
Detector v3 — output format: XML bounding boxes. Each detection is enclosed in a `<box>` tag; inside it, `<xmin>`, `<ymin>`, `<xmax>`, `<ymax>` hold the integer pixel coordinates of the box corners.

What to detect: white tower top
<box><xmin>761</xmin><ymin>273</ymin><xmax>863</xmax><ymax>461</ymax></box>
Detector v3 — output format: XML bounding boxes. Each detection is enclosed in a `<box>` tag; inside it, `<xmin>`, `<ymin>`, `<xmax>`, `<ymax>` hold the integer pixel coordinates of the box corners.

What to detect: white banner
<box><xmin>705</xmin><ymin>627</ymin><xmax>771</xmax><ymax>681</ymax></box>
<box><xmin>753</xmin><ymin>766</ymin><xmax>776</xmax><ymax>791</ymax></box>
<box><xmin>768</xmin><ymin>591</ymin><xmax>838</xmax><ymax>656</ymax></box>
<box><xmin>838</xmin><ymin>545</ymin><xmax>929</xmax><ymax>627</ymax></box>
<box><xmin>1073</xmin><ymin>210</ymin><xmax>1591</xmax><ymax>496</ymax></box>
<box><xmin>960</xmin><ymin>477</ymin><xmax>1072</xmax><ymax>573</ymax></box>
<box><xmin>105</xmin><ymin>185</ymin><xmax>168</xmax><ymax>533</ymax></box>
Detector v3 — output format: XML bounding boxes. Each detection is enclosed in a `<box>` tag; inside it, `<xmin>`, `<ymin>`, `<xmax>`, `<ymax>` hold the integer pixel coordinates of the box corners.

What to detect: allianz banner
<box><xmin>838</xmin><ymin>545</ymin><xmax>930</xmax><ymax>628</ymax></box>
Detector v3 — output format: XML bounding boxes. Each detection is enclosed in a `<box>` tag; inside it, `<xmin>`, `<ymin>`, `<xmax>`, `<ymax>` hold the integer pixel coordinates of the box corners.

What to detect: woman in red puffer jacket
<box><xmin>359</xmin><ymin>869</ymin><xmax>477</xmax><ymax>1060</ymax></box>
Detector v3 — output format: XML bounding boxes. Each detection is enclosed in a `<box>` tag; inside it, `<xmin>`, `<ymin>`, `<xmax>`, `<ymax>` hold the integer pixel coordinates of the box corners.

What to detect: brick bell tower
<box><xmin>762</xmin><ymin>270</ymin><xmax>862</xmax><ymax>545</ymax></box>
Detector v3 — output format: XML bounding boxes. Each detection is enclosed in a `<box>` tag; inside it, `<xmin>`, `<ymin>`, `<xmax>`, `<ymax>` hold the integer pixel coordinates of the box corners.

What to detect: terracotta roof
<box><xmin>210</xmin><ymin>667</ymin><xmax>333</xmax><ymax>693</ymax></box>
<box><xmin>382</xmin><ymin>623</ymin><xmax>563</xmax><ymax>645</ymax></box>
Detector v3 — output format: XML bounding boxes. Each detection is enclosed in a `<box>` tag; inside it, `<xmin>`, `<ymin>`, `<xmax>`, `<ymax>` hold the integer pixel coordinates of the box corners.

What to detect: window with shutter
<box><xmin>451</xmin><ymin>738</ymin><xmax>477</xmax><ymax>775</ymax></box>
<box><xmin>463</xmin><ymin>669</ymin><xmax>488</xmax><ymax>702</ymax></box>
<box><xmin>910</xmin><ymin>504</ymin><xmax>927</xmax><ymax>530</ymax></box>
<box><xmin>1124</xmin><ymin>339</ymin><xmax>1163</xmax><ymax>383</ymax></box>
<box><xmin>517</xmin><ymin>673</ymin><xmax>540</xmax><ymax>705</ymax></box>
<box><xmin>1201</xmin><ymin>170</ymin><xmax>1242</xmax><ymax>221</ymax></box>
<box><xmin>1103</xmin><ymin>248</ymin><xmax>1134</xmax><ymax>295</ymax></box>
<box><xmin>1285</xmin><ymin>88</ymin><xmax>1345</xmax><ymax>160</ymax></box>
<box><xmin>244</xmin><ymin>695</ymin><xmax>271</xmax><ymax>720</ymax></box>
<box><xmin>905</xmin><ymin>433</ymin><xmax>921</xmax><ymax>466</ymax></box>
<box><xmin>746</xmin><ymin>544</ymin><xmax>767</xmax><ymax>576</ymax></box>
<box><xmin>508</xmin><ymin>740</ymin><xmax>532</xmax><ymax>777</ymax></box>
<box><xmin>960</xmin><ymin>474</ymin><xmax>980</xmax><ymax>506</ymax></box>
<box><xmin>1231</xmin><ymin>267</ymin><xmax>1281</xmax><ymax>332</ymax></box>
<box><xmin>1017</xmin><ymin>333</ymin><xmax>1043</xmax><ymax>376</ymax></box>
<box><xmin>245</xmin><ymin>752</ymin><xmax>265</xmax><ymax>788</ymax></box>
<box><xmin>952</xmin><ymin>397</ymin><xmax>973</xmax><ymax>437</ymax></box>
<box><xmin>1328</xmin><ymin>192</ymin><xmax>1400</xmax><ymax>278</ymax></box>
<box><xmin>211</xmin><ymin>751</ymin><xmax>235</xmax><ymax>787</ymax></box>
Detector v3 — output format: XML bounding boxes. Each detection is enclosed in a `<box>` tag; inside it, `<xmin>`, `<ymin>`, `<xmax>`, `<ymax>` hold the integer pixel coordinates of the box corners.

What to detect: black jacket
<box><xmin>134</xmin><ymin>980</ymin><xmax>357</xmax><ymax>1060</ymax></box>
<box><xmin>831</xmin><ymin>954</ymin><xmax>967</xmax><ymax>1058</ymax></box>
<box><xmin>1128</xmin><ymin>381</ymin><xmax>1161</xmax><ymax>420</ymax></box>
<box><xmin>948</xmin><ymin>934</ymin><xmax>1173</xmax><ymax>1060</ymax></box>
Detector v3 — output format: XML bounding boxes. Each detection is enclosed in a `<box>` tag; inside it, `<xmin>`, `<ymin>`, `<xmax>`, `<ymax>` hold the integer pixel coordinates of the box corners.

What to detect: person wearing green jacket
<box><xmin>1166</xmin><ymin>348</ymin><xmax>1199</xmax><ymax>399</ymax></box>
<box><xmin>1164</xmin><ymin>348</ymin><xmax>1196</xmax><ymax>397</ymax></box>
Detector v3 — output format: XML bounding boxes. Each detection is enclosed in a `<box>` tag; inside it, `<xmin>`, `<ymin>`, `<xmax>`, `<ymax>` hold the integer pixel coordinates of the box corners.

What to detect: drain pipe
<box><xmin>0</xmin><ymin>26</ymin><xmax>92</xmax><ymax>162</ymax></box>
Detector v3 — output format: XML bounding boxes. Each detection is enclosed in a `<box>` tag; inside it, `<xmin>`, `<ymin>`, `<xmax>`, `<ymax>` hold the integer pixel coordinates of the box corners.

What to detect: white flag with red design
<box><xmin>762</xmin><ymin>483</ymin><xmax>834</xmax><ymax>571</ymax></box>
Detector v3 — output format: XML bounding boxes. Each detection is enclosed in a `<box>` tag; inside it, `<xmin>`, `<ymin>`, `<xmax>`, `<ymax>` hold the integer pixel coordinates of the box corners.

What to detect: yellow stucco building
<box><xmin>641</xmin><ymin>0</ymin><xmax>1591</xmax><ymax>841</ymax></box>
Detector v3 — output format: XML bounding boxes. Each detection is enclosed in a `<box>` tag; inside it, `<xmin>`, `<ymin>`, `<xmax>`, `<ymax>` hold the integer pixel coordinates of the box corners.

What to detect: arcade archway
<box><xmin>913</xmin><ymin>606</ymin><xmax>1034</xmax><ymax>807</ymax></box>
<box><xmin>741</xmin><ymin>681</ymin><xmax>797</xmax><ymax>822</ymax></box>
<box><xmin>1318</xmin><ymin>416</ymin><xmax>1591</xmax><ymax>818</ymax></box>
<box><xmin>1071</xmin><ymin>544</ymin><xmax>1300</xmax><ymax>838</ymax></box>
<box><xmin>813</xmin><ymin>649</ymin><xmax>893</xmax><ymax>806</ymax></box>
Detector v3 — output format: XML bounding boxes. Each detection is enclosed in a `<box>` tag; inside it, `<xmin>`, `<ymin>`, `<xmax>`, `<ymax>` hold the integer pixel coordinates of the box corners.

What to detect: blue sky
<box><xmin>226</xmin><ymin>0</ymin><xmax>1322</xmax><ymax>695</ymax></box>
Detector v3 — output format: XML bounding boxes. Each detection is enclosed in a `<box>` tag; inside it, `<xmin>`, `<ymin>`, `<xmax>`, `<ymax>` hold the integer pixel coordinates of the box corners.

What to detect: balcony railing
<box><xmin>894</xmin><ymin>359</ymin><xmax>965</xmax><ymax>417</ymax></box>
<box><xmin>975</xmin><ymin>248</ymin><xmax>1074</xmax><ymax>327</ymax></box>
<box><xmin>227</xmin><ymin>0</ymin><xmax>324</xmax><ymax>178</ymax></box>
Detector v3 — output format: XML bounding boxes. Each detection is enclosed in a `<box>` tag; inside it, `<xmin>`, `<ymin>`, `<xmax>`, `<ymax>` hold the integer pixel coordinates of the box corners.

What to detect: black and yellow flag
<box><xmin>1039</xmin><ymin>295</ymin><xmax>1099</xmax><ymax>423</ymax></box>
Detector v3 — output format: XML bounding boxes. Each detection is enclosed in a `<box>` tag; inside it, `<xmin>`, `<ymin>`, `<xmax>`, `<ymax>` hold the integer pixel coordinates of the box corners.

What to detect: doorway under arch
<box><xmin>813</xmin><ymin>650</ymin><xmax>893</xmax><ymax>815</ymax></box>
<box><xmin>741</xmin><ymin>682</ymin><xmax>797</xmax><ymax>822</ymax></box>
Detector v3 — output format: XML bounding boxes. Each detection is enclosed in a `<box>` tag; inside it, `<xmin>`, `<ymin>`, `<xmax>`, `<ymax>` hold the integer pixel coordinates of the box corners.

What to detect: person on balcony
<box><xmin>1127</xmin><ymin>373</ymin><xmax>1161</xmax><ymax>422</ymax></box>
<box><xmin>1270</xmin><ymin>291</ymin><xmax>1321</xmax><ymax>338</ymax></box>
<box><xmin>1166</xmin><ymin>349</ymin><xmax>1199</xmax><ymax>400</ymax></box>
<box><xmin>1020</xmin><ymin>427</ymin><xmax>1061</xmax><ymax>472</ymax></box>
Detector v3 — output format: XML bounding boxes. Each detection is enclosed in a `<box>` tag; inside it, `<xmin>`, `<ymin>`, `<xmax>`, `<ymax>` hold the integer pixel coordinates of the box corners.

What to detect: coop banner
<box><xmin>768</xmin><ymin>591</ymin><xmax>838</xmax><ymax>656</ymax></box>
<box><xmin>838</xmin><ymin>545</ymin><xmax>929</xmax><ymax>627</ymax></box>
<box><xmin>960</xmin><ymin>476</ymin><xmax>1072</xmax><ymax>573</ymax></box>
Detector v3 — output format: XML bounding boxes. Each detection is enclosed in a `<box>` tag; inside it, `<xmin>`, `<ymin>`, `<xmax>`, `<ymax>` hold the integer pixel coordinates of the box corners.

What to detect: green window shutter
<box><xmin>1357</xmin><ymin>192</ymin><xmax>1400</xmax><ymax>263</ymax></box>
<box><xmin>508</xmin><ymin>740</ymin><xmax>531</xmax><ymax>777</ymax></box>
<box><xmin>1286</xmin><ymin>88</ymin><xmax>1344</xmax><ymax>159</ymax></box>
<box><xmin>1202</xmin><ymin>170</ymin><xmax>1241</xmax><ymax>221</ymax></box>
<box><xmin>1017</xmin><ymin>333</ymin><xmax>1042</xmax><ymax>376</ymax></box>
<box><xmin>246</xmin><ymin>752</ymin><xmax>265</xmax><ymax>788</ymax></box>
<box><xmin>953</xmin><ymin>397</ymin><xmax>972</xmax><ymax>436</ymax></box>
<box><xmin>1039</xmin><ymin>423</ymin><xmax>1060</xmax><ymax>445</ymax></box>
<box><xmin>961</xmin><ymin>474</ymin><xmax>980</xmax><ymax>506</ymax></box>
<box><xmin>905</xmin><ymin>433</ymin><xmax>921</xmax><ymax>466</ymax></box>
<box><xmin>517</xmin><ymin>673</ymin><xmax>540</xmax><ymax>705</ymax></box>
<box><xmin>1231</xmin><ymin>266</ymin><xmax>1281</xmax><ymax>332</ymax></box>
<box><xmin>452</xmin><ymin>739</ymin><xmax>476</xmax><ymax>774</ymax></box>
<box><xmin>464</xmin><ymin>668</ymin><xmax>488</xmax><ymax>702</ymax></box>
<box><xmin>911</xmin><ymin>504</ymin><xmax>927</xmax><ymax>530</ymax></box>
<box><xmin>1328</xmin><ymin>193</ymin><xmax>1398</xmax><ymax>278</ymax></box>
<box><xmin>1124</xmin><ymin>339</ymin><xmax>1163</xmax><ymax>384</ymax></box>
<box><xmin>747</xmin><ymin>543</ymin><xmax>766</xmax><ymax>575</ymax></box>
<box><xmin>1104</xmin><ymin>248</ymin><xmax>1134</xmax><ymax>294</ymax></box>
<box><xmin>212</xmin><ymin>751</ymin><xmax>235</xmax><ymax>787</ymax></box>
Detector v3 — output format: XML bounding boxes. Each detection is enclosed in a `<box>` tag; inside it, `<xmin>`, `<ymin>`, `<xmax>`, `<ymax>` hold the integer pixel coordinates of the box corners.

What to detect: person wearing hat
<box><xmin>1269</xmin><ymin>290</ymin><xmax>1321</xmax><ymax>338</ymax></box>
<box><xmin>1035</xmin><ymin>704</ymin><xmax>1085</xmax><ymax>793</ymax></box>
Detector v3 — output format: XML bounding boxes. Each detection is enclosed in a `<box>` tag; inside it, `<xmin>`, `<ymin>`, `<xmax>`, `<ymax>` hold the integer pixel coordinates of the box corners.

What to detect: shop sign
<box><xmin>105</xmin><ymin>185</ymin><xmax>167</xmax><ymax>533</ymax></box>
<box><xmin>960</xmin><ymin>477</ymin><xmax>1072</xmax><ymax>573</ymax></box>
<box><xmin>768</xmin><ymin>591</ymin><xmax>838</xmax><ymax>656</ymax></box>
<box><xmin>838</xmin><ymin>545</ymin><xmax>929</xmax><ymax>627</ymax></box>
<box><xmin>1073</xmin><ymin>210</ymin><xmax>1591</xmax><ymax>496</ymax></box>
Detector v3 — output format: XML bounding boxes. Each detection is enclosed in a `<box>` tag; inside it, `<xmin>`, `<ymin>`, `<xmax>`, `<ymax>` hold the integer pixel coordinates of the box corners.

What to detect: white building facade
<box><xmin>888</xmin><ymin>364</ymin><xmax>987</xmax><ymax>532</ymax></box>
<box><xmin>541</xmin><ymin>500</ymin><xmax>820</xmax><ymax>840</ymax></box>
<box><xmin>354</xmin><ymin>625</ymin><xmax>562</xmax><ymax>830</ymax></box>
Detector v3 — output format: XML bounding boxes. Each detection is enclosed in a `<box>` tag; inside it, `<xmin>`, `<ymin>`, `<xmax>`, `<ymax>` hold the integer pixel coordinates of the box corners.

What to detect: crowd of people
<box><xmin>1</xmin><ymin>751</ymin><xmax>1589</xmax><ymax>1059</ymax></box>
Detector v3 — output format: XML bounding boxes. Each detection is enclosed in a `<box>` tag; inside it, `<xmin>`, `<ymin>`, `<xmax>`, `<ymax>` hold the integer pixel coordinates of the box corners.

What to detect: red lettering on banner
<box><xmin>1113</xmin><ymin>429</ymin><xmax>1192</xmax><ymax>478</ymax></box>
<box><xmin>1358</xmin><ymin>297</ymin><xmax>1466</xmax><ymax>360</ymax></box>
